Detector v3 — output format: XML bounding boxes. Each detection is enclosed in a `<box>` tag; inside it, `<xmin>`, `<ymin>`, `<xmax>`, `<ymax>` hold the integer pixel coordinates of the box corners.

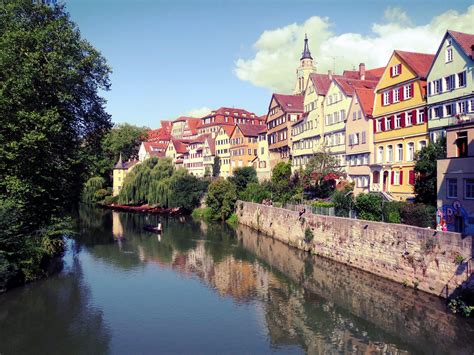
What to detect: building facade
<box><xmin>345</xmin><ymin>88</ymin><xmax>376</xmax><ymax>195</ymax></box>
<box><xmin>254</xmin><ymin>128</ymin><xmax>272</xmax><ymax>181</ymax></box>
<box><xmin>437</xmin><ymin>120</ymin><xmax>474</xmax><ymax>234</ymax></box>
<box><xmin>371</xmin><ymin>50</ymin><xmax>434</xmax><ymax>200</ymax></box>
<box><xmin>229</xmin><ymin>124</ymin><xmax>265</xmax><ymax>171</ymax></box>
<box><xmin>113</xmin><ymin>155</ymin><xmax>139</xmax><ymax>196</ymax></box>
<box><xmin>427</xmin><ymin>30</ymin><xmax>474</xmax><ymax>142</ymax></box>
<box><xmin>215</xmin><ymin>125</ymin><xmax>235</xmax><ymax>177</ymax></box>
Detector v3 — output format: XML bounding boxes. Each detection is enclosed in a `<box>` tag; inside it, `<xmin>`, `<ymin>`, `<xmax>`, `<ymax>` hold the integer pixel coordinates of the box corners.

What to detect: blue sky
<box><xmin>66</xmin><ymin>0</ymin><xmax>473</xmax><ymax>128</ymax></box>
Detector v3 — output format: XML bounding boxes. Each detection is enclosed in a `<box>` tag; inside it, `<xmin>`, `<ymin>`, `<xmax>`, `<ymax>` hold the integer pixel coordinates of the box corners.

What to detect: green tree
<box><xmin>229</xmin><ymin>167</ymin><xmax>258</xmax><ymax>192</ymax></box>
<box><xmin>354</xmin><ymin>193</ymin><xmax>383</xmax><ymax>221</ymax></box>
<box><xmin>331</xmin><ymin>185</ymin><xmax>354</xmax><ymax>217</ymax></box>
<box><xmin>96</xmin><ymin>123</ymin><xmax>149</xmax><ymax>179</ymax></box>
<box><xmin>212</xmin><ymin>156</ymin><xmax>221</xmax><ymax>177</ymax></box>
<box><xmin>206</xmin><ymin>179</ymin><xmax>237</xmax><ymax>221</ymax></box>
<box><xmin>414</xmin><ymin>138</ymin><xmax>446</xmax><ymax>206</ymax></box>
<box><xmin>240</xmin><ymin>182</ymin><xmax>271</xmax><ymax>203</ymax></box>
<box><xmin>168</xmin><ymin>171</ymin><xmax>208</xmax><ymax>211</ymax></box>
<box><xmin>271</xmin><ymin>161</ymin><xmax>292</xmax><ymax>203</ymax></box>
<box><xmin>82</xmin><ymin>177</ymin><xmax>107</xmax><ymax>203</ymax></box>
<box><xmin>303</xmin><ymin>152</ymin><xmax>342</xmax><ymax>198</ymax></box>
<box><xmin>0</xmin><ymin>1</ymin><xmax>111</xmax><ymax>289</ymax></box>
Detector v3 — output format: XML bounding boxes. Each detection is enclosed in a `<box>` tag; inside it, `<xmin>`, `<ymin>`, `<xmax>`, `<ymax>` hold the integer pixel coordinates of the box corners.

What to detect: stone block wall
<box><xmin>236</xmin><ymin>201</ymin><xmax>473</xmax><ymax>297</ymax></box>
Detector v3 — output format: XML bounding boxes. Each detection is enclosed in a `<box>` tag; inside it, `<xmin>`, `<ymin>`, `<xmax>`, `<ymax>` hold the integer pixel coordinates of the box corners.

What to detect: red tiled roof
<box><xmin>309</xmin><ymin>73</ymin><xmax>333</xmax><ymax>96</ymax></box>
<box><xmin>147</xmin><ymin>127</ymin><xmax>171</xmax><ymax>142</ymax></box>
<box><xmin>272</xmin><ymin>94</ymin><xmax>304</xmax><ymax>112</ymax></box>
<box><xmin>161</xmin><ymin>120</ymin><xmax>172</xmax><ymax>128</ymax></box>
<box><xmin>235</xmin><ymin>123</ymin><xmax>266</xmax><ymax>137</ymax></box>
<box><xmin>170</xmin><ymin>139</ymin><xmax>189</xmax><ymax>154</ymax></box>
<box><xmin>354</xmin><ymin>88</ymin><xmax>375</xmax><ymax>118</ymax></box>
<box><xmin>186</xmin><ymin>119</ymin><xmax>202</xmax><ymax>134</ymax></box>
<box><xmin>448</xmin><ymin>30</ymin><xmax>474</xmax><ymax>59</ymax></box>
<box><xmin>173</xmin><ymin>116</ymin><xmax>196</xmax><ymax>123</ymax></box>
<box><xmin>334</xmin><ymin>77</ymin><xmax>378</xmax><ymax>96</ymax></box>
<box><xmin>395</xmin><ymin>50</ymin><xmax>435</xmax><ymax>79</ymax></box>
<box><xmin>365</xmin><ymin>67</ymin><xmax>384</xmax><ymax>80</ymax></box>
<box><xmin>204</xmin><ymin>107</ymin><xmax>258</xmax><ymax>119</ymax></box>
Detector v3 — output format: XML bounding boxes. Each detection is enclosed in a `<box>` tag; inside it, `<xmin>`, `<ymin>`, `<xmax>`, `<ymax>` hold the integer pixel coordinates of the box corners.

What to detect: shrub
<box><xmin>226</xmin><ymin>213</ymin><xmax>238</xmax><ymax>227</ymax></box>
<box><xmin>229</xmin><ymin>167</ymin><xmax>258</xmax><ymax>191</ymax></box>
<box><xmin>81</xmin><ymin>176</ymin><xmax>106</xmax><ymax>203</ymax></box>
<box><xmin>400</xmin><ymin>203</ymin><xmax>434</xmax><ymax>228</ymax></box>
<box><xmin>240</xmin><ymin>182</ymin><xmax>271</xmax><ymax>203</ymax></box>
<box><xmin>206</xmin><ymin>179</ymin><xmax>237</xmax><ymax>221</ymax></box>
<box><xmin>94</xmin><ymin>188</ymin><xmax>110</xmax><ymax>202</ymax></box>
<box><xmin>104</xmin><ymin>195</ymin><xmax>119</xmax><ymax>205</ymax></box>
<box><xmin>354</xmin><ymin>193</ymin><xmax>383</xmax><ymax>221</ymax></box>
<box><xmin>331</xmin><ymin>189</ymin><xmax>353</xmax><ymax>217</ymax></box>
<box><xmin>382</xmin><ymin>201</ymin><xmax>402</xmax><ymax>223</ymax></box>
<box><xmin>311</xmin><ymin>201</ymin><xmax>335</xmax><ymax>208</ymax></box>
<box><xmin>191</xmin><ymin>207</ymin><xmax>213</xmax><ymax>221</ymax></box>
<box><xmin>304</xmin><ymin>227</ymin><xmax>314</xmax><ymax>243</ymax></box>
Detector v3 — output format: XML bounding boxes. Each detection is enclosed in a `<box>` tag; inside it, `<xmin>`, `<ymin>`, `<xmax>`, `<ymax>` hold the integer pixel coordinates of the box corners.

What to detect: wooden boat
<box><xmin>144</xmin><ymin>224</ymin><xmax>162</xmax><ymax>233</ymax></box>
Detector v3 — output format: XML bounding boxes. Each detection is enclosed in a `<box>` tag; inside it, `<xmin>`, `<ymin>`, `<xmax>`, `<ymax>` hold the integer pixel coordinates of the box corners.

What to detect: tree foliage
<box><xmin>206</xmin><ymin>179</ymin><xmax>237</xmax><ymax>221</ymax></box>
<box><xmin>229</xmin><ymin>167</ymin><xmax>258</xmax><ymax>192</ymax></box>
<box><xmin>414</xmin><ymin>138</ymin><xmax>446</xmax><ymax>206</ymax></box>
<box><xmin>81</xmin><ymin>177</ymin><xmax>107</xmax><ymax>203</ymax></box>
<box><xmin>354</xmin><ymin>193</ymin><xmax>383</xmax><ymax>221</ymax></box>
<box><xmin>303</xmin><ymin>152</ymin><xmax>342</xmax><ymax>198</ymax></box>
<box><xmin>0</xmin><ymin>1</ymin><xmax>111</xmax><ymax>290</ymax></box>
<box><xmin>212</xmin><ymin>156</ymin><xmax>221</xmax><ymax>177</ymax></box>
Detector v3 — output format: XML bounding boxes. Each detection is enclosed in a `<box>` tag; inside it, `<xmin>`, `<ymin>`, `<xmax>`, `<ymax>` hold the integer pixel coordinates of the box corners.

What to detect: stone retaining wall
<box><xmin>236</xmin><ymin>201</ymin><xmax>473</xmax><ymax>297</ymax></box>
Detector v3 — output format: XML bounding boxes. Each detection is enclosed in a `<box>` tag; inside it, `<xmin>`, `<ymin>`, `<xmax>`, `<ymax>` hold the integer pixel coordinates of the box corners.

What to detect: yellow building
<box><xmin>371</xmin><ymin>50</ymin><xmax>434</xmax><ymax>200</ymax></box>
<box><xmin>112</xmin><ymin>154</ymin><xmax>139</xmax><ymax>196</ymax></box>
<box><xmin>215</xmin><ymin>125</ymin><xmax>235</xmax><ymax>177</ymax></box>
<box><xmin>253</xmin><ymin>128</ymin><xmax>271</xmax><ymax>181</ymax></box>
<box><xmin>203</xmin><ymin>135</ymin><xmax>216</xmax><ymax>176</ymax></box>
<box><xmin>291</xmin><ymin>73</ymin><xmax>330</xmax><ymax>171</ymax></box>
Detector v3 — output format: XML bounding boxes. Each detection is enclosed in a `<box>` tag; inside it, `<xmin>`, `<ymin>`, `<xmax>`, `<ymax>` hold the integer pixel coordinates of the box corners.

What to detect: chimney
<box><xmin>359</xmin><ymin>63</ymin><xmax>366</xmax><ymax>80</ymax></box>
<box><xmin>328</xmin><ymin>70</ymin><xmax>332</xmax><ymax>80</ymax></box>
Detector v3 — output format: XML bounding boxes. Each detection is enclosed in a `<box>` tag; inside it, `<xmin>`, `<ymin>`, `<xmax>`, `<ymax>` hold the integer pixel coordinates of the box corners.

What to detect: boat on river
<box><xmin>144</xmin><ymin>224</ymin><xmax>162</xmax><ymax>233</ymax></box>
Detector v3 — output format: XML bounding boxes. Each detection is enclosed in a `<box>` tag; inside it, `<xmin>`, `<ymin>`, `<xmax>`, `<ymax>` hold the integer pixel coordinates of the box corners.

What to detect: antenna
<box><xmin>330</xmin><ymin>56</ymin><xmax>344</xmax><ymax>74</ymax></box>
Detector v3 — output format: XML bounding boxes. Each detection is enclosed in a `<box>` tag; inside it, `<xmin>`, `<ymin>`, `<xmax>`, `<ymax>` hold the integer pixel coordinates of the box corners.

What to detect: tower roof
<box><xmin>300</xmin><ymin>34</ymin><xmax>313</xmax><ymax>60</ymax></box>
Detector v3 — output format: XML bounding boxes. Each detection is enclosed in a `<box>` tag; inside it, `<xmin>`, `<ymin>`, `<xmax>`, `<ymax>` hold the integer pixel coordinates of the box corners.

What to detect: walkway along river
<box><xmin>0</xmin><ymin>206</ymin><xmax>473</xmax><ymax>354</ymax></box>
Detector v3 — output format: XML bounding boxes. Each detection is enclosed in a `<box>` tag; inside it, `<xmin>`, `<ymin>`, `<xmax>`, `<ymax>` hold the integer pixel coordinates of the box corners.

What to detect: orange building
<box><xmin>229</xmin><ymin>124</ymin><xmax>266</xmax><ymax>172</ymax></box>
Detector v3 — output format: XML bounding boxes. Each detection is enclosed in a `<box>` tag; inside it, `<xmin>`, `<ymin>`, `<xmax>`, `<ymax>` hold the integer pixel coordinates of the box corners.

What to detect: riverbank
<box><xmin>236</xmin><ymin>200</ymin><xmax>474</xmax><ymax>298</ymax></box>
<box><xmin>99</xmin><ymin>203</ymin><xmax>184</xmax><ymax>215</ymax></box>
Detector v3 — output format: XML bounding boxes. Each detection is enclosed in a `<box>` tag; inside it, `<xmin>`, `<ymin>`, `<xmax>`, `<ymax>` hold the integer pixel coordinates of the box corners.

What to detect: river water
<box><xmin>1</xmin><ymin>206</ymin><xmax>473</xmax><ymax>354</ymax></box>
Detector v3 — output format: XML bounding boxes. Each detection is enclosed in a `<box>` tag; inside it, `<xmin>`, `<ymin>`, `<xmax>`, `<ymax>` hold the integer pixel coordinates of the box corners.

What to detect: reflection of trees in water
<box><xmin>0</xmin><ymin>254</ymin><xmax>110</xmax><ymax>354</ymax></box>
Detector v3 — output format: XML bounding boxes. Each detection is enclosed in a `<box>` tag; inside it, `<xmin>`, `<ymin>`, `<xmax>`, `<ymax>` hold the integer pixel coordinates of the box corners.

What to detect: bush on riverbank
<box><xmin>206</xmin><ymin>179</ymin><xmax>237</xmax><ymax>221</ymax></box>
<box><xmin>191</xmin><ymin>207</ymin><xmax>213</xmax><ymax>221</ymax></box>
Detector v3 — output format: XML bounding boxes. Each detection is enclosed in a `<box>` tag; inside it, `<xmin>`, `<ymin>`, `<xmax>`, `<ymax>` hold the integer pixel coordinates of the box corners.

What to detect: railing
<box><xmin>283</xmin><ymin>203</ymin><xmax>335</xmax><ymax>217</ymax></box>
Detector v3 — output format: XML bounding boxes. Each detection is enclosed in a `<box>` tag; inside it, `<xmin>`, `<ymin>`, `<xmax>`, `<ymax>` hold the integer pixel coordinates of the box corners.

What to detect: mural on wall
<box><xmin>438</xmin><ymin>200</ymin><xmax>469</xmax><ymax>233</ymax></box>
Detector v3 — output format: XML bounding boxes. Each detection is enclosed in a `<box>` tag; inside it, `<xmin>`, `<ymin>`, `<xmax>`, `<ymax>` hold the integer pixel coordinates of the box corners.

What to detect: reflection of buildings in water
<box><xmin>112</xmin><ymin>212</ymin><xmax>124</xmax><ymax>239</ymax></box>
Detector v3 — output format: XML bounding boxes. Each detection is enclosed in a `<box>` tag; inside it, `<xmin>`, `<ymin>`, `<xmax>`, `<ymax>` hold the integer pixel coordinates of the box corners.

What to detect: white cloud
<box><xmin>181</xmin><ymin>107</ymin><xmax>212</xmax><ymax>118</ymax></box>
<box><xmin>234</xmin><ymin>5</ymin><xmax>474</xmax><ymax>93</ymax></box>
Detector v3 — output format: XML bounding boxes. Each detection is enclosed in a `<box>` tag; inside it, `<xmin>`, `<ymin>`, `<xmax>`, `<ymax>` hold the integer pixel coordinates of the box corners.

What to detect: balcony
<box><xmin>447</xmin><ymin>113</ymin><xmax>474</xmax><ymax>127</ymax></box>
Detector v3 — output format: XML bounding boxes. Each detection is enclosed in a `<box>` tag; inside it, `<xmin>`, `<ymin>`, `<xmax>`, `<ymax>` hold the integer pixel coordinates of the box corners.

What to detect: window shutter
<box><xmin>390</xmin><ymin>115</ymin><xmax>395</xmax><ymax>129</ymax></box>
<box><xmin>391</xmin><ymin>171</ymin><xmax>394</xmax><ymax>185</ymax></box>
<box><xmin>373</xmin><ymin>119</ymin><xmax>377</xmax><ymax>133</ymax></box>
<box><xmin>381</xmin><ymin>119</ymin><xmax>385</xmax><ymax>131</ymax></box>
<box><xmin>390</xmin><ymin>67</ymin><xmax>393</xmax><ymax>77</ymax></box>
<box><xmin>400</xmin><ymin>171</ymin><xmax>403</xmax><ymax>185</ymax></box>
<box><xmin>389</xmin><ymin>90</ymin><xmax>394</xmax><ymax>104</ymax></box>
<box><xmin>452</xmin><ymin>103</ymin><xmax>457</xmax><ymax>114</ymax></box>
<box><xmin>381</xmin><ymin>93</ymin><xmax>385</xmax><ymax>107</ymax></box>
<box><xmin>410</xmin><ymin>83</ymin><xmax>414</xmax><ymax>98</ymax></box>
<box><xmin>424</xmin><ymin>107</ymin><xmax>428</xmax><ymax>122</ymax></box>
<box><xmin>399</xmin><ymin>87</ymin><xmax>404</xmax><ymax>101</ymax></box>
<box><xmin>411</xmin><ymin>110</ymin><xmax>417</xmax><ymax>125</ymax></box>
<box><xmin>399</xmin><ymin>64</ymin><xmax>402</xmax><ymax>75</ymax></box>
<box><xmin>409</xmin><ymin>170</ymin><xmax>415</xmax><ymax>185</ymax></box>
<box><xmin>400</xmin><ymin>112</ymin><xmax>406</xmax><ymax>127</ymax></box>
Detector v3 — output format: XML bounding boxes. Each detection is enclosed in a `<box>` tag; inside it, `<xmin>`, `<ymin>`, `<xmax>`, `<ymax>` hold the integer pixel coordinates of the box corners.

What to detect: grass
<box><xmin>191</xmin><ymin>207</ymin><xmax>212</xmax><ymax>221</ymax></box>
<box><xmin>226</xmin><ymin>213</ymin><xmax>238</xmax><ymax>227</ymax></box>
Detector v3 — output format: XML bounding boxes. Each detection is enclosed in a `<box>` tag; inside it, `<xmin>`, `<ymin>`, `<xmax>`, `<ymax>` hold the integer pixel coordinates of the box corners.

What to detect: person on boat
<box><xmin>157</xmin><ymin>220</ymin><xmax>162</xmax><ymax>233</ymax></box>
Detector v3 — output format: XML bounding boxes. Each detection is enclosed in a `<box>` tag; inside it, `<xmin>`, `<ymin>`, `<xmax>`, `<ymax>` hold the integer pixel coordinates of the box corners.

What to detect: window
<box><xmin>361</xmin><ymin>131</ymin><xmax>366</xmax><ymax>144</ymax></box>
<box><xmin>457</xmin><ymin>71</ymin><xmax>466</xmax><ymax>87</ymax></box>
<box><xmin>433</xmin><ymin>79</ymin><xmax>442</xmax><ymax>94</ymax></box>
<box><xmin>417</xmin><ymin>110</ymin><xmax>424</xmax><ymax>124</ymax></box>
<box><xmin>395</xmin><ymin>114</ymin><xmax>401</xmax><ymax>128</ymax></box>
<box><xmin>377</xmin><ymin>146</ymin><xmax>384</xmax><ymax>163</ymax></box>
<box><xmin>459</xmin><ymin>101</ymin><xmax>468</xmax><ymax>113</ymax></box>
<box><xmin>445</xmin><ymin>48</ymin><xmax>453</xmax><ymax>62</ymax></box>
<box><xmin>434</xmin><ymin>106</ymin><xmax>443</xmax><ymax>118</ymax></box>
<box><xmin>385</xmin><ymin>117</ymin><xmax>392</xmax><ymax>130</ymax></box>
<box><xmin>457</xmin><ymin>131</ymin><xmax>468</xmax><ymax>157</ymax></box>
<box><xmin>447</xmin><ymin>178</ymin><xmax>457</xmax><ymax>198</ymax></box>
<box><xmin>394</xmin><ymin>171</ymin><xmax>400</xmax><ymax>185</ymax></box>
<box><xmin>387</xmin><ymin>145</ymin><xmax>393</xmax><ymax>163</ymax></box>
<box><xmin>407</xmin><ymin>142</ymin><xmax>415</xmax><ymax>161</ymax></box>
<box><xmin>393</xmin><ymin>88</ymin><xmax>400</xmax><ymax>103</ymax></box>
<box><xmin>406</xmin><ymin>112</ymin><xmax>412</xmax><ymax>126</ymax></box>
<box><xmin>392</xmin><ymin>64</ymin><xmax>401</xmax><ymax>76</ymax></box>
<box><xmin>446</xmin><ymin>103</ymin><xmax>454</xmax><ymax>116</ymax></box>
<box><xmin>377</xmin><ymin>119</ymin><xmax>382</xmax><ymax>132</ymax></box>
<box><xmin>404</xmin><ymin>85</ymin><xmax>412</xmax><ymax>99</ymax></box>
<box><xmin>445</xmin><ymin>74</ymin><xmax>455</xmax><ymax>91</ymax></box>
<box><xmin>354</xmin><ymin>133</ymin><xmax>359</xmax><ymax>145</ymax></box>
<box><xmin>419</xmin><ymin>140</ymin><xmax>427</xmax><ymax>151</ymax></box>
<box><xmin>383</xmin><ymin>92</ymin><xmax>390</xmax><ymax>106</ymax></box>
<box><xmin>397</xmin><ymin>144</ymin><xmax>403</xmax><ymax>162</ymax></box>
<box><xmin>340</xmin><ymin>110</ymin><xmax>346</xmax><ymax>121</ymax></box>
<box><xmin>465</xmin><ymin>179</ymin><xmax>474</xmax><ymax>199</ymax></box>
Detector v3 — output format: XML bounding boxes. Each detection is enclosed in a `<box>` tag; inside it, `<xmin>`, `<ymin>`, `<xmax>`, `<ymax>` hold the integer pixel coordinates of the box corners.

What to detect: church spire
<box><xmin>300</xmin><ymin>34</ymin><xmax>313</xmax><ymax>60</ymax></box>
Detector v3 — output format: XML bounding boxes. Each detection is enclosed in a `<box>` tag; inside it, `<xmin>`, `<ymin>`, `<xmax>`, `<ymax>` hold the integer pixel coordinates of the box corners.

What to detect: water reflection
<box><xmin>1</xmin><ymin>206</ymin><xmax>473</xmax><ymax>354</ymax></box>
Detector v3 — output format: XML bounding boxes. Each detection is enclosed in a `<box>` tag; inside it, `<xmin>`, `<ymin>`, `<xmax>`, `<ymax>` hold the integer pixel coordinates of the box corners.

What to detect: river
<box><xmin>0</xmin><ymin>206</ymin><xmax>473</xmax><ymax>354</ymax></box>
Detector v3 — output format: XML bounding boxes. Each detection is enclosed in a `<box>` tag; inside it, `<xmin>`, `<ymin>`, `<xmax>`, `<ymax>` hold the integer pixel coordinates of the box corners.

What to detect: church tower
<box><xmin>294</xmin><ymin>34</ymin><xmax>316</xmax><ymax>95</ymax></box>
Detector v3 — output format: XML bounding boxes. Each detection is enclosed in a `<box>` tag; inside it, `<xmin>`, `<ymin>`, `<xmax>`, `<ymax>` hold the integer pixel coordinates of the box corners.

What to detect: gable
<box><xmin>428</xmin><ymin>32</ymin><xmax>474</xmax><ymax>81</ymax></box>
<box><xmin>376</xmin><ymin>52</ymin><xmax>417</xmax><ymax>91</ymax></box>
